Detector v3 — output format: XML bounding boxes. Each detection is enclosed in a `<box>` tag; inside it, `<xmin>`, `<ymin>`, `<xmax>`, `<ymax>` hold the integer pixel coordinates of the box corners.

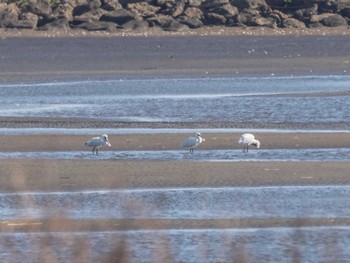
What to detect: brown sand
<box><xmin>0</xmin><ymin>132</ymin><xmax>350</xmax><ymax>152</ymax></box>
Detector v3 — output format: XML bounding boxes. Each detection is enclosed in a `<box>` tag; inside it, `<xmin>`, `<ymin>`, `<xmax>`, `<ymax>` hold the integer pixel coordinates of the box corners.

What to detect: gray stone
<box><xmin>320</xmin><ymin>14</ymin><xmax>348</xmax><ymax>27</ymax></box>
<box><xmin>100</xmin><ymin>9</ymin><xmax>137</xmax><ymax>24</ymax></box>
<box><xmin>27</xmin><ymin>0</ymin><xmax>52</xmax><ymax>18</ymax></box>
<box><xmin>282</xmin><ymin>17</ymin><xmax>306</xmax><ymax>28</ymax></box>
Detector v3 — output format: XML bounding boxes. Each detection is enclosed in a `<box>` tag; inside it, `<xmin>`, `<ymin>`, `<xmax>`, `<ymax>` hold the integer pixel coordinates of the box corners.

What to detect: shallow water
<box><xmin>1</xmin><ymin>76</ymin><xmax>350</xmax><ymax>125</ymax></box>
<box><xmin>0</xmin><ymin>148</ymin><xmax>349</xmax><ymax>161</ymax></box>
<box><xmin>1</xmin><ymin>186</ymin><xmax>350</xmax><ymax>262</ymax></box>
<box><xmin>1</xmin><ymin>186</ymin><xmax>350</xmax><ymax>220</ymax></box>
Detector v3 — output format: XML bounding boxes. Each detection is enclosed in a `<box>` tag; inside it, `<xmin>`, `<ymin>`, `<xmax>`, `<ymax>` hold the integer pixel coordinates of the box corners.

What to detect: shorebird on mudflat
<box><xmin>85</xmin><ymin>134</ymin><xmax>111</xmax><ymax>155</ymax></box>
<box><xmin>181</xmin><ymin>132</ymin><xmax>205</xmax><ymax>153</ymax></box>
<box><xmin>238</xmin><ymin>133</ymin><xmax>260</xmax><ymax>153</ymax></box>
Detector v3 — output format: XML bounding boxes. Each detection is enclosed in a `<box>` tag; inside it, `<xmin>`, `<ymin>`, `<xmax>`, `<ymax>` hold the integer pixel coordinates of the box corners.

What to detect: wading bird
<box><xmin>85</xmin><ymin>134</ymin><xmax>111</xmax><ymax>155</ymax></box>
<box><xmin>181</xmin><ymin>132</ymin><xmax>205</xmax><ymax>153</ymax></box>
<box><xmin>238</xmin><ymin>133</ymin><xmax>260</xmax><ymax>152</ymax></box>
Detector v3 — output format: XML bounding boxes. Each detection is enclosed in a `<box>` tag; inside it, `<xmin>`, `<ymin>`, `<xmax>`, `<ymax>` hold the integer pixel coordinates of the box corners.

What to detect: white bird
<box><xmin>238</xmin><ymin>133</ymin><xmax>260</xmax><ymax>153</ymax></box>
<box><xmin>85</xmin><ymin>134</ymin><xmax>111</xmax><ymax>155</ymax></box>
<box><xmin>181</xmin><ymin>132</ymin><xmax>205</xmax><ymax>153</ymax></box>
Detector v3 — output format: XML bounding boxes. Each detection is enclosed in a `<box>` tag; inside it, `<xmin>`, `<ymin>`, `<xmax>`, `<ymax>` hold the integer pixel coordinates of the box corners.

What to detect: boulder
<box><xmin>0</xmin><ymin>3</ymin><xmax>20</xmax><ymax>28</ymax></box>
<box><xmin>231</xmin><ymin>0</ymin><xmax>269</xmax><ymax>11</ymax></box>
<box><xmin>209</xmin><ymin>4</ymin><xmax>239</xmax><ymax>18</ymax></box>
<box><xmin>341</xmin><ymin>8</ymin><xmax>350</xmax><ymax>19</ymax></box>
<box><xmin>127</xmin><ymin>2</ymin><xmax>160</xmax><ymax>18</ymax></box>
<box><xmin>100</xmin><ymin>0</ymin><xmax>123</xmax><ymax>11</ymax></box>
<box><xmin>282</xmin><ymin>17</ymin><xmax>306</xmax><ymax>28</ymax></box>
<box><xmin>254</xmin><ymin>16</ymin><xmax>275</xmax><ymax>27</ymax></box>
<box><xmin>202</xmin><ymin>0</ymin><xmax>229</xmax><ymax>9</ymax></box>
<box><xmin>38</xmin><ymin>17</ymin><xmax>70</xmax><ymax>30</ymax></box>
<box><xmin>72</xmin><ymin>8</ymin><xmax>107</xmax><ymax>24</ymax></box>
<box><xmin>203</xmin><ymin>12</ymin><xmax>227</xmax><ymax>25</ymax></box>
<box><xmin>177</xmin><ymin>7</ymin><xmax>203</xmax><ymax>28</ymax></box>
<box><xmin>27</xmin><ymin>0</ymin><xmax>52</xmax><ymax>18</ymax></box>
<box><xmin>18</xmin><ymin>12</ymin><xmax>39</xmax><ymax>29</ymax></box>
<box><xmin>320</xmin><ymin>14</ymin><xmax>348</xmax><ymax>27</ymax></box>
<box><xmin>188</xmin><ymin>0</ymin><xmax>203</xmax><ymax>7</ymax></box>
<box><xmin>72</xmin><ymin>20</ymin><xmax>116</xmax><ymax>30</ymax></box>
<box><xmin>147</xmin><ymin>14</ymin><xmax>188</xmax><ymax>31</ymax></box>
<box><xmin>73</xmin><ymin>0</ymin><xmax>101</xmax><ymax>16</ymax></box>
<box><xmin>100</xmin><ymin>9</ymin><xmax>138</xmax><ymax>24</ymax></box>
<box><xmin>294</xmin><ymin>4</ymin><xmax>318</xmax><ymax>22</ymax></box>
<box><xmin>236</xmin><ymin>9</ymin><xmax>260</xmax><ymax>25</ymax></box>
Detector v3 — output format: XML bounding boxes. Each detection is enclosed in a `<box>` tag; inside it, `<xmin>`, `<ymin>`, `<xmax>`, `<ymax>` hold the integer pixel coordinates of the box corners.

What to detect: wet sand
<box><xmin>0</xmin><ymin>27</ymin><xmax>350</xmax><ymax>83</ymax></box>
<box><xmin>1</xmin><ymin>28</ymin><xmax>350</xmax><ymax>238</ymax></box>
<box><xmin>1</xmin><ymin>132</ymin><xmax>350</xmax><ymax>152</ymax></box>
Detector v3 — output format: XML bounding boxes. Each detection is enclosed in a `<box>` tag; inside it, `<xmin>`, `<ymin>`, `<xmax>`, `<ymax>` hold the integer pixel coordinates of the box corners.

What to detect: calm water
<box><xmin>2</xmin><ymin>75</ymin><xmax>350</xmax><ymax>262</ymax></box>
<box><xmin>1</xmin><ymin>186</ymin><xmax>349</xmax><ymax>220</ymax></box>
<box><xmin>0</xmin><ymin>76</ymin><xmax>350</xmax><ymax>124</ymax></box>
<box><xmin>0</xmin><ymin>148</ymin><xmax>349</xmax><ymax>161</ymax></box>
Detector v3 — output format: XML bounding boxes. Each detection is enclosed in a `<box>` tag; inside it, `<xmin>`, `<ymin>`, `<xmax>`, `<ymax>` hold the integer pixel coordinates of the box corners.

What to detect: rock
<box><xmin>101</xmin><ymin>0</ymin><xmax>123</xmax><ymax>12</ymax></box>
<box><xmin>177</xmin><ymin>7</ymin><xmax>203</xmax><ymax>28</ymax></box>
<box><xmin>320</xmin><ymin>14</ymin><xmax>348</xmax><ymax>27</ymax></box>
<box><xmin>341</xmin><ymin>8</ymin><xmax>350</xmax><ymax>19</ymax></box>
<box><xmin>202</xmin><ymin>0</ymin><xmax>229</xmax><ymax>9</ymax></box>
<box><xmin>209</xmin><ymin>4</ymin><xmax>239</xmax><ymax>18</ymax></box>
<box><xmin>38</xmin><ymin>17</ymin><xmax>70</xmax><ymax>30</ymax></box>
<box><xmin>147</xmin><ymin>14</ymin><xmax>188</xmax><ymax>31</ymax></box>
<box><xmin>18</xmin><ymin>12</ymin><xmax>39</xmax><ymax>29</ymax></box>
<box><xmin>254</xmin><ymin>16</ymin><xmax>275</xmax><ymax>27</ymax></box>
<box><xmin>100</xmin><ymin>9</ymin><xmax>138</xmax><ymax>25</ymax></box>
<box><xmin>203</xmin><ymin>12</ymin><xmax>227</xmax><ymax>25</ymax></box>
<box><xmin>322</xmin><ymin>0</ymin><xmax>350</xmax><ymax>13</ymax></box>
<box><xmin>172</xmin><ymin>1</ymin><xmax>186</xmax><ymax>17</ymax></box>
<box><xmin>27</xmin><ymin>0</ymin><xmax>52</xmax><ymax>18</ymax></box>
<box><xmin>72</xmin><ymin>8</ymin><xmax>107</xmax><ymax>24</ymax></box>
<box><xmin>294</xmin><ymin>4</ymin><xmax>318</xmax><ymax>22</ymax></box>
<box><xmin>127</xmin><ymin>2</ymin><xmax>160</xmax><ymax>19</ymax></box>
<box><xmin>231</xmin><ymin>0</ymin><xmax>269</xmax><ymax>11</ymax></box>
<box><xmin>236</xmin><ymin>9</ymin><xmax>260</xmax><ymax>25</ymax></box>
<box><xmin>188</xmin><ymin>0</ymin><xmax>202</xmax><ymax>7</ymax></box>
<box><xmin>72</xmin><ymin>20</ymin><xmax>116</xmax><ymax>30</ymax></box>
<box><xmin>119</xmin><ymin>18</ymin><xmax>148</xmax><ymax>30</ymax></box>
<box><xmin>73</xmin><ymin>0</ymin><xmax>101</xmax><ymax>17</ymax></box>
<box><xmin>0</xmin><ymin>3</ymin><xmax>20</xmax><ymax>28</ymax></box>
<box><xmin>282</xmin><ymin>17</ymin><xmax>306</xmax><ymax>28</ymax></box>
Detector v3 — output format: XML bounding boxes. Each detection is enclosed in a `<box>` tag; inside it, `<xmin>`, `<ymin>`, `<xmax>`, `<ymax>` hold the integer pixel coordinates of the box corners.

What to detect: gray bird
<box><xmin>181</xmin><ymin>132</ymin><xmax>205</xmax><ymax>153</ymax></box>
<box><xmin>85</xmin><ymin>134</ymin><xmax>111</xmax><ymax>155</ymax></box>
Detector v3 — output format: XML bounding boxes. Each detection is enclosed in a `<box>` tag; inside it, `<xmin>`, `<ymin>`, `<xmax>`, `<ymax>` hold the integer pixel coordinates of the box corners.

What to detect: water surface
<box><xmin>1</xmin><ymin>76</ymin><xmax>350</xmax><ymax>125</ymax></box>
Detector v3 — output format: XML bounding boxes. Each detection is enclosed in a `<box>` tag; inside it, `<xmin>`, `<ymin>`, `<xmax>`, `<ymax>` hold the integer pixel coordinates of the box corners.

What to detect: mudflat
<box><xmin>1</xmin><ymin>27</ymin><xmax>350</xmax><ymax>239</ymax></box>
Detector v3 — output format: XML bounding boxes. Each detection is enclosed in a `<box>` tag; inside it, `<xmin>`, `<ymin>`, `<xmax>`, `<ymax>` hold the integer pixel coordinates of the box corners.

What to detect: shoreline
<box><xmin>1</xmin><ymin>26</ymin><xmax>350</xmax><ymax>38</ymax></box>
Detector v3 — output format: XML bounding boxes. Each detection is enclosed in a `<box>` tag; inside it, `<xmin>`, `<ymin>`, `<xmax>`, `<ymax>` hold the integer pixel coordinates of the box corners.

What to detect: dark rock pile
<box><xmin>0</xmin><ymin>0</ymin><xmax>349</xmax><ymax>32</ymax></box>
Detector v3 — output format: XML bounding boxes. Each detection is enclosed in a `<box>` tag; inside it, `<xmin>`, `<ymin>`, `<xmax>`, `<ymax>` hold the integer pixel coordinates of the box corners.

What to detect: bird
<box><xmin>85</xmin><ymin>134</ymin><xmax>111</xmax><ymax>155</ymax></box>
<box><xmin>181</xmin><ymin>132</ymin><xmax>205</xmax><ymax>153</ymax></box>
<box><xmin>238</xmin><ymin>133</ymin><xmax>260</xmax><ymax>153</ymax></box>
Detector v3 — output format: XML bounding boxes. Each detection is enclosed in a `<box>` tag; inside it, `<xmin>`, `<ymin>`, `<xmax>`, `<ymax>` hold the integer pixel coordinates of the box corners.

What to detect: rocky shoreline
<box><xmin>0</xmin><ymin>0</ymin><xmax>349</xmax><ymax>33</ymax></box>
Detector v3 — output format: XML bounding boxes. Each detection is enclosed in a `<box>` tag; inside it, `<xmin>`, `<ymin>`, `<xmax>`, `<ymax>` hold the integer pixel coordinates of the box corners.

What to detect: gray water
<box><xmin>1</xmin><ymin>186</ymin><xmax>350</xmax><ymax>262</ymax></box>
<box><xmin>1</xmin><ymin>76</ymin><xmax>350</xmax><ymax>124</ymax></box>
<box><xmin>0</xmin><ymin>148</ymin><xmax>349</xmax><ymax>161</ymax></box>
<box><xmin>1</xmin><ymin>186</ymin><xmax>349</xmax><ymax>220</ymax></box>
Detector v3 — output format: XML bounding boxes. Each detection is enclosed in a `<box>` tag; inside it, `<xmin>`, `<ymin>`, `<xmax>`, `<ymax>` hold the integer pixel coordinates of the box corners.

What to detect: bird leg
<box><xmin>92</xmin><ymin>147</ymin><xmax>96</xmax><ymax>154</ymax></box>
